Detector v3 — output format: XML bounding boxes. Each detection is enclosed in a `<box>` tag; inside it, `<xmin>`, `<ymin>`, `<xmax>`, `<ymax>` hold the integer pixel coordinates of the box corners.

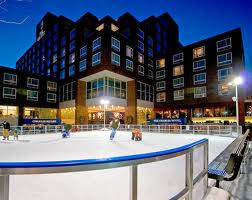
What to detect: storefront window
<box><xmin>24</xmin><ymin>107</ymin><xmax>57</xmax><ymax>119</ymax></box>
<box><xmin>163</xmin><ymin>110</ymin><xmax>171</xmax><ymax>118</ymax></box>
<box><xmin>0</xmin><ymin>106</ymin><xmax>18</xmax><ymax>125</ymax></box>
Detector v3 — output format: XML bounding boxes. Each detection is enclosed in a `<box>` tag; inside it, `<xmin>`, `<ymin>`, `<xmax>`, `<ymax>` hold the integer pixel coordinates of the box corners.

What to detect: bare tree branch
<box><xmin>0</xmin><ymin>0</ymin><xmax>8</xmax><ymax>12</ymax></box>
<box><xmin>0</xmin><ymin>16</ymin><xmax>29</xmax><ymax>24</ymax></box>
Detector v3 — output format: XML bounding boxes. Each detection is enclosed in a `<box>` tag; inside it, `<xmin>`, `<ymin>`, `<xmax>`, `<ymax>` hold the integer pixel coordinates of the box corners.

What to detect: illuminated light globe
<box><xmin>233</xmin><ymin>77</ymin><xmax>243</xmax><ymax>85</ymax></box>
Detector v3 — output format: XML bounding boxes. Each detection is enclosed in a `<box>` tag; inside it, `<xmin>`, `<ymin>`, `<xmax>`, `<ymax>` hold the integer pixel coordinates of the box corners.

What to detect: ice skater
<box><xmin>109</xmin><ymin>117</ymin><xmax>120</xmax><ymax>140</ymax></box>
<box><xmin>13</xmin><ymin>127</ymin><xmax>20</xmax><ymax>140</ymax></box>
<box><xmin>131</xmin><ymin>128</ymin><xmax>142</xmax><ymax>141</ymax></box>
<box><xmin>62</xmin><ymin>124</ymin><xmax>71</xmax><ymax>138</ymax></box>
<box><xmin>2</xmin><ymin>121</ymin><xmax>10</xmax><ymax>140</ymax></box>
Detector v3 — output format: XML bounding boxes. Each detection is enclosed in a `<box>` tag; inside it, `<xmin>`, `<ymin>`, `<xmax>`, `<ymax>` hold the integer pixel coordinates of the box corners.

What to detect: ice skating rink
<box><xmin>0</xmin><ymin>131</ymin><xmax>235</xmax><ymax>200</ymax></box>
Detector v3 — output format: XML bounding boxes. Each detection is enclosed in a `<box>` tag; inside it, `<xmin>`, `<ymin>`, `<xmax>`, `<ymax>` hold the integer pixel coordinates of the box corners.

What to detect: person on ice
<box><xmin>62</xmin><ymin>124</ymin><xmax>71</xmax><ymax>138</ymax></box>
<box><xmin>2</xmin><ymin>121</ymin><xmax>10</xmax><ymax>140</ymax></box>
<box><xmin>109</xmin><ymin>117</ymin><xmax>120</xmax><ymax>140</ymax></box>
<box><xmin>13</xmin><ymin>127</ymin><xmax>20</xmax><ymax>140</ymax></box>
<box><xmin>131</xmin><ymin>128</ymin><xmax>142</xmax><ymax>141</ymax></box>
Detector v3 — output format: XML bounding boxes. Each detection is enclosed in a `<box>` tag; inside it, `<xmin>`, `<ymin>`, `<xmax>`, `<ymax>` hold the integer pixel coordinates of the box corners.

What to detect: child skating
<box><xmin>131</xmin><ymin>128</ymin><xmax>142</xmax><ymax>141</ymax></box>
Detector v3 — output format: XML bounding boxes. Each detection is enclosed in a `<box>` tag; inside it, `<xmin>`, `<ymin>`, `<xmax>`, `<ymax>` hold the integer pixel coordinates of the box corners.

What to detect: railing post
<box><xmin>158</xmin><ymin>125</ymin><xmax>160</xmax><ymax>133</ymax></box>
<box><xmin>45</xmin><ymin>126</ymin><xmax>47</xmax><ymax>134</ymax></box>
<box><xmin>20</xmin><ymin>126</ymin><xmax>23</xmax><ymax>135</ymax></box>
<box><xmin>129</xmin><ymin>165</ymin><xmax>138</xmax><ymax>200</ymax></box>
<box><xmin>180</xmin><ymin>125</ymin><xmax>182</xmax><ymax>134</ymax></box>
<box><xmin>192</xmin><ymin>126</ymin><xmax>195</xmax><ymax>134</ymax></box>
<box><xmin>0</xmin><ymin>175</ymin><xmax>9</xmax><ymax>200</ymax></box>
<box><xmin>207</xmin><ymin>125</ymin><xmax>209</xmax><ymax>135</ymax></box>
<box><xmin>186</xmin><ymin>151</ymin><xmax>193</xmax><ymax>200</ymax></box>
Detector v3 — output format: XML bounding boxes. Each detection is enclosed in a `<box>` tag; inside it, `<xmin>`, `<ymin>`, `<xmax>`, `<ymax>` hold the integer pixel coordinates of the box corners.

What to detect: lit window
<box><xmin>69</xmin><ymin>53</ymin><xmax>75</xmax><ymax>64</ymax></box>
<box><xmin>27</xmin><ymin>90</ymin><xmax>38</xmax><ymax>101</ymax></box>
<box><xmin>156</xmin><ymin>58</ymin><xmax>165</xmax><ymax>69</ymax></box>
<box><xmin>194</xmin><ymin>73</ymin><xmax>206</xmax><ymax>85</ymax></box>
<box><xmin>111</xmin><ymin>37</ymin><xmax>120</xmax><ymax>52</ymax></box>
<box><xmin>156</xmin><ymin>70</ymin><xmax>165</xmax><ymax>80</ymax></box>
<box><xmin>69</xmin><ymin>41</ymin><xmax>75</xmax><ymax>52</ymax></box>
<box><xmin>217</xmin><ymin>52</ymin><xmax>232</xmax><ymax>66</ymax></box>
<box><xmin>173</xmin><ymin>53</ymin><xmax>183</xmax><ymax>64</ymax></box>
<box><xmin>218</xmin><ymin>83</ymin><xmax>231</xmax><ymax>95</ymax></box>
<box><xmin>138</xmin><ymin>41</ymin><xmax>144</xmax><ymax>52</ymax></box>
<box><xmin>27</xmin><ymin>77</ymin><xmax>39</xmax><ymax>89</ymax></box>
<box><xmin>138</xmin><ymin>53</ymin><xmax>144</xmax><ymax>64</ymax></box>
<box><xmin>80</xmin><ymin>46</ymin><xmax>87</xmax><ymax>58</ymax></box>
<box><xmin>53</xmin><ymin>54</ymin><xmax>57</xmax><ymax>63</ymax></box>
<box><xmin>148</xmin><ymin>48</ymin><xmax>153</xmax><ymax>58</ymax></box>
<box><xmin>173</xmin><ymin>65</ymin><xmax>184</xmax><ymax>76</ymax></box>
<box><xmin>111</xmin><ymin>24</ymin><xmax>119</xmax><ymax>32</ymax></box>
<box><xmin>92</xmin><ymin>37</ymin><xmax>101</xmax><ymax>51</ymax></box>
<box><xmin>217</xmin><ymin>38</ymin><xmax>231</xmax><ymax>52</ymax></box>
<box><xmin>126</xmin><ymin>46</ymin><xmax>133</xmax><ymax>58</ymax></box>
<box><xmin>96</xmin><ymin>24</ymin><xmax>104</xmax><ymax>31</ymax></box>
<box><xmin>60</xmin><ymin>59</ymin><xmax>65</xmax><ymax>69</ymax></box>
<box><xmin>194</xmin><ymin>86</ymin><xmax>206</xmax><ymax>98</ymax></box>
<box><xmin>138</xmin><ymin>65</ymin><xmax>144</xmax><ymax>76</ymax></box>
<box><xmin>148</xmin><ymin>59</ymin><xmax>153</xmax><ymax>68</ymax></box>
<box><xmin>148</xmin><ymin>70</ymin><xmax>153</xmax><ymax>79</ymax></box>
<box><xmin>137</xmin><ymin>81</ymin><xmax>154</xmax><ymax>102</ymax></box>
<box><xmin>69</xmin><ymin>65</ymin><xmax>75</xmax><ymax>76</ymax></box>
<box><xmin>60</xmin><ymin>70</ymin><xmax>65</xmax><ymax>80</ymax></box>
<box><xmin>111</xmin><ymin>52</ymin><xmax>120</xmax><ymax>66</ymax></box>
<box><xmin>138</xmin><ymin>28</ymin><xmax>144</xmax><ymax>39</ymax></box>
<box><xmin>193</xmin><ymin>59</ymin><xmax>206</xmax><ymax>72</ymax></box>
<box><xmin>3</xmin><ymin>87</ymin><xmax>16</xmax><ymax>99</ymax></box>
<box><xmin>92</xmin><ymin>52</ymin><xmax>101</xmax><ymax>66</ymax></box>
<box><xmin>47</xmin><ymin>81</ymin><xmax>57</xmax><ymax>91</ymax></box>
<box><xmin>218</xmin><ymin>67</ymin><xmax>232</xmax><ymax>81</ymax></box>
<box><xmin>3</xmin><ymin>73</ymin><xmax>17</xmax><ymax>85</ymax></box>
<box><xmin>156</xmin><ymin>92</ymin><xmax>166</xmax><ymax>102</ymax></box>
<box><xmin>156</xmin><ymin>81</ymin><xmax>166</xmax><ymax>91</ymax></box>
<box><xmin>174</xmin><ymin>89</ymin><xmax>184</xmax><ymax>101</ymax></box>
<box><xmin>47</xmin><ymin>93</ymin><xmax>57</xmax><ymax>103</ymax></box>
<box><xmin>79</xmin><ymin>59</ymin><xmax>87</xmax><ymax>72</ymax></box>
<box><xmin>193</xmin><ymin>46</ymin><xmax>205</xmax><ymax>59</ymax></box>
<box><xmin>173</xmin><ymin>77</ymin><xmax>184</xmax><ymax>88</ymax></box>
<box><xmin>126</xmin><ymin>59</ymin><xmax>133</xmax><ymax>71</ymax></box>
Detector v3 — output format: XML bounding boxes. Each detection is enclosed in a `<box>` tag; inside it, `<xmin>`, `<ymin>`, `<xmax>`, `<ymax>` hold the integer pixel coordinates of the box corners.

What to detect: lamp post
<box><xmin>228</xmin><ymin>77</ymin><xmax>243</xmax><ymax>126</ymax></box>
<box><xmin>100</xmin><ymin>99</ymin><xmax>109</xmax><ymax>130</ymax></box>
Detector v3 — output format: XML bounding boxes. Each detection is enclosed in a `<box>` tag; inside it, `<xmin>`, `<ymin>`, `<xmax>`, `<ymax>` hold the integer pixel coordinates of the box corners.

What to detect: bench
<box><xmin>208</xmin><ymin>129</ymin><xmax>250</xmax><ymax>188</ymax></box>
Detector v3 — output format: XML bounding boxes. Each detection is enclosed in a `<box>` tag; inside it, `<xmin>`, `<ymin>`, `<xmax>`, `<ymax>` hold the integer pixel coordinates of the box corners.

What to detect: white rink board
<box><xmin>0</xmin><ymin>131</ymin><xmax>234</xmax><ymax>200</ymax></box>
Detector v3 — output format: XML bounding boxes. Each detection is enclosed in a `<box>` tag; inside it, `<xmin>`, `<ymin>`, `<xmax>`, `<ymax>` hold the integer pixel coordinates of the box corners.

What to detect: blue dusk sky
<box><xmin>0</xmin><ymin>0</ymin><xmax>251</xmax><ymax>73</ymax></box>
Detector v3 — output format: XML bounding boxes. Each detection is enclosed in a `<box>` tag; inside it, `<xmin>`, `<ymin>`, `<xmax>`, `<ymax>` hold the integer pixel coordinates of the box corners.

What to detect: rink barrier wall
<box><xmin>0</xmin><ymin>137</ymin><xmax>209</xmax><ymax>200</ymax></box>
<box><xmin>0</xmin><ymin>124</ymin><xmax>242</xmax><ymax>137</ymax></box>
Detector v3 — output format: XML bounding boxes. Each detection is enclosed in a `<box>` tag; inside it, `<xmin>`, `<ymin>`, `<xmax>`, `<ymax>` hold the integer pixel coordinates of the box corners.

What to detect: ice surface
<box><xmin>0</xmin><ymin>131</ymin><xmax>234</xmax><ymax>200</ymax></box>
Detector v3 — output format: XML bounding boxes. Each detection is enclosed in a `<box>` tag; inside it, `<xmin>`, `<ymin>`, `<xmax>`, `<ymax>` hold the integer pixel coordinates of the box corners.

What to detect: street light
<box><xmin>100</xmin><ymin>99</ymin><xmax>109</xmax><ymax>130</ymax></box>
<box><xmin>228</xmin><ymin>76</ymin><xmax>243</xmax><ymax>126</ymax></box>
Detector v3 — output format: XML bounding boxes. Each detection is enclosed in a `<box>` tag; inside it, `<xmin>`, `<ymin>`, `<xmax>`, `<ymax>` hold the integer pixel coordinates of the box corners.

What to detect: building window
<box><xmin>218</xmin><ymin>83</ymin><xmax>231</xmax><ymax>95</ymax></box>
<box><xmin>148</xmin><ymin>48</ymin><xmax>153</xmax><ymax>58</ymax></box>
<box><xmin>61</xmin><ymin>48</ymin><xmax>66</xmax><ymax>58</ymax></box>
<box><xmin>96</xmin><ymin>24</ymin><xmax>104</xmax><ymax>31</ymax></box>
<box><xmin>218</xmin><ymin>67</ymin><xmax>232</xmax><ymax>81</ymax></box>
<box><xmin>156</xmin><ymin>58</ymin><xmax>165</xmax><ymax>69</ymax></box>
<box><xmin>148</xmin><ymin>36</ymin><xmax>153</xmax><ymax>47</ymax></box>
<box><xmin>69</xmin><ymin>65</ymin><xmax>75</xmax><ymax>76</ymax></box>
<box><xmin>156</xmin><ymin>81</ymin><xmax>166</xmax><ymax>91</ymax></box>
<box><xmin>3</xmin><ymin>73</ymin><xmax>17</xmax><ymax>85</ymax></box>
<box><xmin>193</xmin><ymin>46</ymin><xmax>205</xmax><ymax>59</ymax></box>
<box><xmin>126</xmin><ymin>46</ymin><xmax>133</xmax><ymax>58</ymax></box>
<box><xmin>194</xmin><ymin>73</ymin><xmax>206</xmax><ymax>85</ymax></box>
<box><xmin>138</xmin><ymin>28</ymin><xmax>144</xmax><ymax>40</ymax></box>
<box><xmin>156</xmin><ymin>92</ymin><xmax>166</xmax><ymax>102</ymax></box>
<box><xmin>53</xmin><ymin>64</ymin><xmax>57</xmax><ymax>73</ymax></box>
<box><xmin>70</xmin><ymin>29</ymin><xmax>76</xmax><ymax>40</ymax></box>
<box><xmin>193</xmin><ymin>59</ymin><xmax>206</xmax><ymax>72</ymax></box>
<box><xmin>92</xmin><ymin>52</ymin><xmax>101</xmax><ymax>66</ymax></box>
<box><xmin>92</xmin><ymin>37</ymin><xmax>101</xmax><ymax>51</ymax></box>
<box><xmin>173</xmin><ymin>53</ymin><xmax>183</xmax><ymax>64</ymax></box>
<box><xmin>47</xmin><ymin>93</ymin><xmax>57</xmax><ymax>103</ymax></box>
<box><xmin>60</xmin><ymin>59</ymin><xmax>65</xmax><ymax>69</ymax></box>
<box><xmin>173</xmin><ymin>65</ymin><xmax>184</xmax><ymax>76</ymax></box>
<box><xmin>47</xmin><ymin>81</ymin><xmax>57</xmax><ymax>91</ymax></box>
<box><xmin>79</xmin><ymin>59</ymin><xmax>87</xmax><ymax>72</ymax></box>
<box><xmin>137</xmin><ymin>81</ymin><xmax>154</xmax><ymax>102</ymax></box>
<box><xmin>111</xmin><ymin>24</ymin><xmax>119</xmax><ymax>32</ymax></box>
<box><xmin>217</xmin><ymin>52</ymin><xmax>232</xmax><ymax>66</ymax></box>
<box><xmin>69</xmin><ymin>53</ymin><xmax>75</xmax><ymax>64</ymax></box>
<box><xmin>27</xmin><ymin>77</ymin><xmax>39</xmax><ymax>89</ymax></box>
<box><xmin>138</xmin><ymin>53</ymin><xmax>144</xmax><ymax>64</ymax></box>
<box><xmin>80</xmin><ymin>45</ymin><xmax>87</xmax><ymax>58</ymax></box>
<box><xmin>126</xmin><ymin>59</ymin><xmax>133</xmax><ymax>71</ymax></box>
<box><xmin>194</xmin><ymin>86</ymin><xmax>206</xmax><ymax>98</ymax></box>
<box><xmin>59</xmin><ymin>81</ymin><xmax>76</xmax><ymax>102</ymax></box>
<box><xmin>173</xmin><ymin>77</ymin><xmax>184</xmax><ymax>88</ymax></box>
<box><xmin>27</xmin><ymin>90</ymin><xmax>38</xmax><ymax>101</ymax></box>
<box><xmin>138</xmin><ymin>65</ymin><xmax>144</xmax><ymax>76</ymax></box>
<box><xmin>148</xmin><ymin>59</ymin><xmax>153</xmax><ymax>68</ymax></box>
<box><xmin>111</xmin><ymin>37</ymin><xmax>120</xmax><ymax>52</ymax></box>
<box><xmin>138</xmin><ymin>41</ymin><xmax>144</xmax><ymax>52</ymax></box>
<box><xmin>60</xmin><ymin>70</ymin><xmax>65</xmax><ymax>80</ymax></box>
<box><xmin>61</xmin><ymin>37</ymin><xmax>66</xmax><ymax>47</ymax></box>
<box><xmin>3</xmin><ymin>87</ymin><xmax>16</xmax><ymax>99</ymax></box>
<box><xmin>156</xmin><ymin>70</ymin><xmax>165</xmax><ymax>80</ymax></box>
<box><xmin>111</xmin><ymin>52</ymin><xmax>120</xmax><ymax>66</ymax></box>
<box><xmin>53</xmin><ymin>54</ymin><xmax>57</xmax><ymax>63</ymax></box>
<box><xmin>69</xmin><ymin>41</ymin><xmax>75</xmax><ymax>52</ymax></box>
<box><xmin>148</xmin><ymin>70</ymin><xmax>153</xmax><ymax>79</ymax></box>
<box><xmin>217</xmin><ymin>38</ymin><xmax>231</xmax><ymax>52</ymax></box>
<box><xmin>174</xmin><ymin>89</ymin><xmax>184</xmax><ymax>101</ymax></box>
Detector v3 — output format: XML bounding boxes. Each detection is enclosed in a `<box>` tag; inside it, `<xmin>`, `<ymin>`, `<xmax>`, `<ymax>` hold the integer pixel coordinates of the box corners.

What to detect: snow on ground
<box><xmin>0</xmin><ymin>131</ymin><xmax>235</xmax><ymax>200</ymax></box>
